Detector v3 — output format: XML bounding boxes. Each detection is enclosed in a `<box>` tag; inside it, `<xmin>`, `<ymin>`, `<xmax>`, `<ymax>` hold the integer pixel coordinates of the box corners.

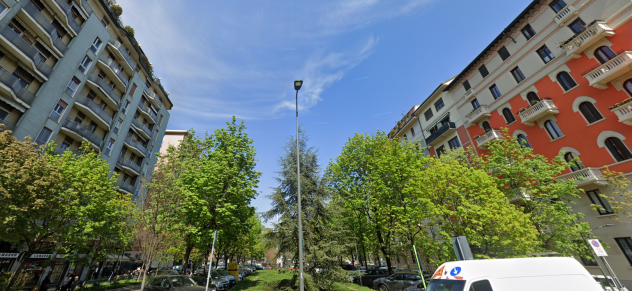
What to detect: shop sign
<box><xmin>0</xmin><ymin>253</ymin><xmax>19</xmax><ymax>258</ymax></box>
<box><xmin>30</xmin><ymin>254</ymin><xmax>52</xmax><ymax>259</ymax></box>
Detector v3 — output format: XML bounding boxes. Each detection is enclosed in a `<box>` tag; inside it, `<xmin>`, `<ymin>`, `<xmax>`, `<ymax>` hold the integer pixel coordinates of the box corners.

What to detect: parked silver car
<box><xmin>373</xmin><ymin>272</ymin><xmax>425</xmax><ymax>291</ymax></box>
<box><xmin>190</xmin><ymin>275</ymin><xmax>230</xmax><ymax>291</ymax></box>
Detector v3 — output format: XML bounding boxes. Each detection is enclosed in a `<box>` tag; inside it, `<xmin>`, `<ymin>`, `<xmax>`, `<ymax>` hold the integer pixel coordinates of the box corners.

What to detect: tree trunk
<box><xmin>181</xmin><ymin>240</ymin><xmax>194</xmax><ymax>275</ymax></box>
<box><xmin>139</xmin><ymin>260</ymin><xmax>150</xmax><ymax>291</ymax></box>
<box><xmin>375</xmin><ymin>227</ymin><xmax>393</xmax><ymax>274</ymax></box>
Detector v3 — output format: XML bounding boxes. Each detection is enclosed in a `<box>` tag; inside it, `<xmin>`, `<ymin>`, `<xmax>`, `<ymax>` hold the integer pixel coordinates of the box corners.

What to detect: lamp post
<box><xmin>294</xmin><ymin>80</ymin><xmax>305</xmax><ymax>291</ymax></box>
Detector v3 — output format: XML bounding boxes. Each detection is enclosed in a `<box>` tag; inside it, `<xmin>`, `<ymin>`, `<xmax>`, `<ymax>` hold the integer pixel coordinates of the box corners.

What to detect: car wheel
<box><xmin>378</xmin><ymin>284</ymin><xmax>389</xmax><ymax>291</ymax></box>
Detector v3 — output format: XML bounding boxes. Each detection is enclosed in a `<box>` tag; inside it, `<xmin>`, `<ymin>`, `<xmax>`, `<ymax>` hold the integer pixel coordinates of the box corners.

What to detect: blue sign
<box><xmin>450</xmin><ymin>267</ymin><xmax>462</xmax><ymax>276</ymax></box>
<box><xmin>592</xmin><ymin>241</ymin><xmax>600</xmax><ymax>247</ymax></box>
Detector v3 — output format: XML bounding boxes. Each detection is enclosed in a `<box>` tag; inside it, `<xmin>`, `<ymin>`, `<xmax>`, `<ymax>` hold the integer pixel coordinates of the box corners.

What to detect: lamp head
<box><xmin>294</xmin><ymin>80</ymin><xmax>303</xmax><ymax>91</ymax></box>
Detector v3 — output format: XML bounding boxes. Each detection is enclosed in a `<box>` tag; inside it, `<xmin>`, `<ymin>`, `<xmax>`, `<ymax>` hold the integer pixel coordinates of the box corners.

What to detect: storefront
<box><xmin>0</xmin><ymin>253</ymin><xmax>18</xmax><ymax>273</ymax></box>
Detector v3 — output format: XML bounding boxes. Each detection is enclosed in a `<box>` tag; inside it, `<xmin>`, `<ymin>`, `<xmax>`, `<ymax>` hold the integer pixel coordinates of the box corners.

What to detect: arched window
<box><xmin>594</xmin><ymin>46</ymin><xmax>616</xmax><ymax>64</ymax></box>
<box><xmin>624</xmin><ymin>79</ymin><xmax>632</xmax><ymax>96</ymax></box>
<box><xmin>527</xmin><ymin>92</ymin><xmax>540</xmax><ymax>105</ymax></box>
<box><xmin>482</xmin><ymin>121</ymin><xmax>492</xmax><ymax>132</ymax></box>
<box><xmin>517</xmin><ymin>134</ymin><xmax>531</xmax><ymax>148</ymax></box>
<box><xmin>502</xmin><ymin>108</ymin><xmax>516</xmax><ymax>124</ymax></box>
<box><xmin>557</xmin><ymin>72</ymin><xmax>577</xmax><ymax>91</ymax></box>
<box><xmin>544</xmin><ymin>120</ymin><xmax>563</xmax><ymax>139</ymax></box>
<box><xmin>578</xmin><ymin>102</ymin><xmax>603</xmax><ymax>123</ymax></box>
<box><xmin>605</xmin><ymin>137</ymin><xmax>632</xmax><ymax>162</ymax></box>
<box><xmin>564</xmin><ymin>152</ymin><xmax>584</xmax><ymax>172</ymax></box>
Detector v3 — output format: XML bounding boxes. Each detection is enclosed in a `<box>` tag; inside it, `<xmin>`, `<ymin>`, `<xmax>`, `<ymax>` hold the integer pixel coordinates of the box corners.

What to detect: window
<box><xmin>436</xmin><ymin>145</ymin><xmax>446</xmax><ymax>158</ymax></box>
<box><xmin>0</xmin><ymin>2</ymin><xmax>7</xmax><ymax>15</ymax></box>
<box><xmin>568</xmin><ymin>18</ymin><xmax>586</xmax><ymax>34</ymax></box>
<box><xmin>594</xmin><ymin>46</ymin><xmax>616</xmax><ymax>64</ymax></box>
<box><xmin>153</xmin><ymin>129</ymin><xmax>159</xmax><ymax>141</ymax></box>
<box><xmin>510</xmin><ymin>67</ymin><xmax>526</xmax><ymax>83</ymax></box>
<box><xmin>564</xmin><ymin>152</ymin><xmax>584</xmax><ymax>172</ymax></box>
<box><xmin>100</xmin><ymin>16</ymin><xmax>110</xmax><ymax>27</ymax></box>
<box><xmin>113</xmin><ymin>118</ymin><xmax>123</xmax><ymax>134</ymax></box>
<box><xmin>471</xmin><ymin>99</ymin><xmax>480</xmax><ymax>109</ymax></box>
<box><xmin>60</xmin><ymin>136</ymin><xmax>73</xmax><ymax>151</ymax></box>
<box><xmin>0</xmin><ymin>108</ymin><xmax>8</xmax><ymax>121</ymax></box>
<box><xmin>435</xmin><ymin>98</ymin><xmax>445</xmax><ymax>111</ymax></box>
<box><xmin>463</xmin><ymin>80</ymin><xmax>471</xmax><ymax>91</ymax></box>
<box><xmin>78</xmin><ymin>56</ymin><xmax>92</xmax><ymax>74</ymax></box>
<box><xmin>549</xmin><ymin>0</ymin><xmax>567</xmax><ymax>13</ymax></box>
<box><xmin>556</xmin><ymin>72</ymin><xmax>577</xmax><ymax>91</ymax></box>
<box><xmin>74</xmin><ymin>112</ymin><xmax>86</xmax><ymax>124</ymax></box>
<box><xmin>49</xmin><ymin>100</ymin><xmax>67</xmax><ymax>121</ymax></box>
<box><xmin>479</xmin><ymin>65</ymin><xmax>489</xmax><ymax>78</ymax></box>
<box><xmin>410</xmin><ymin>127</ymin><xmax>415</xmax><ymax>137</ymax></box>
<box><xmin>502</xmin><ymin>108</ymin><xmax>516</xmax><ymax>124</ymax></box>
<box><xmin>469</xmin><ymin>280</ymin><xmax>493</xmax><ymax>291</ymax></box>
<box><xmin>35</xmin><ymin>127</ymin><xmax>52</xmax><ymax>145</ymax></box>
<box><xmin>586</xmin><ymin>190</ymin><xmax>613</xmax><ymax>215</ymax></box>
<box><xmin>121</xmin><ymin>99</ymin><xmax>131</xmax><ymax>114</ymax></box>
<box><xmin>498</xmin><ymin>46</ymin><xmax>511</xmax><ymax>61</ymax></box>
<box><xmin>517</xmin><ymin>134</ymin><xmax>531</xmax><ymax>148</ymax></box>
<box><xmin>489</xmin><ymin>84</ymin><xmax>502</xmax><ymax>99</ymax></box>
<box><xmin>537</xmin><ymin>46</ymin><xmax>555</xmax><ymax>63</ymax></box>
<box><xmin>158</xmin><ymin>114</ymin><xmax>164</xmax><ymax>126</ymax></box>
<box><xmin>64</xmin><ymin>77</ymin><xmax>81</xmax><ymax>96</ymax></box>
<box><xmin>129</xmin><ymin>83</ymin><xmax>137</xmax><ymax>97</ymax></box>
<box><xmin>424</xmin><ymin>109</ymin><xmax>433</xmax><ymax>121</ymax></box>
<box><xmin>615</xmin><ymin>238</ymin><xmax>632</xmax><ymax>266</ymax></box>
<box><xmin>624</xmin><ymin>79</ymin><xmax>632</xmax><ymax>96</ymax></box>
<box><xmin>104</xmin><ymin>138</ymin><xmax>114</xmax><ymax>156</ymax></box>
<box><xmin>527</xmin><ymin>92</ymin><xmax>540</xmax><ymax>105</ymax></box>
<box><xmin>448</xmin><ymin>137</ymin><xmax>461</xmax><ymax>149</ymax></box>
<box><xmin>89</xmin><ymin>121</ymin><xmax>97</xmax><ymax>133</ymax></box>
<box><xmin>90</xmin><ymin>37</ymin><xmax>102</xmax><ymax>53</ymax></box>
<box><xmin>149</xmin><ymin>145</ymin><xmax>154</xmax><ymax>156</ymax></box>
<box><xmin>521</xmin><ymin>24</ymin><xmax>536</xmax><ymax>40</ymax></box>
<box><xmin>605</xmin><ymin>137</ymin><xmax>632</xmax><ymax>162</ymax></box>
<box><xmin>578</xmin><ymin>102</ymin><xmax>603</xmax><ymax>123</ymax></box>
<box><xmin>544</xmin><ymin>120</ymin><xmax>563</xmax><ymax>139</ymax></box>
<box><xmin>482</xmin><ymin>121</ymin><xmax>492</xmax><ymax>132</ymax></box>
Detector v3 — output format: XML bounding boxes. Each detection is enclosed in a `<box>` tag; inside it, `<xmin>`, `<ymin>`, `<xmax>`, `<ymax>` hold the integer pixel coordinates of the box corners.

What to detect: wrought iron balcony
<box><xmin>556</xmin><ymin>167</ymin><xmax>607</xmax><ymax>186</ymax></box>
<box><xmin>124</xmin><ymin>135</ymin><xmax>149</xmax><ymax>157</ymax></box>
<box><xmin>562</xmin><ymin>21</ymin><xmax>614</xmax><ymax>58</ymax></box>
<box><xmin>117</xmin><ymin>155</ymin><xmax>141</xmax><ymax>175</ymax></box>
<box><xmin>61</xmin><ymin>119</ymin><xmax>103</xmax><ymax>149</ymax></box>
<box><xmin>75</xmin><ymin>95</ymin><xmax>113</xmax><ymax>128</ymax></box>
<box><xmin>425</xmin><ymin>122</ymin><xmax>457</xmax><ymax>147</ymax></box>
<box><xmin>138</xmin><ymin>102</ymin><xmax>157</xmax><ymax>123</ymax></box>
<box><xmin>116</xmin><ymin>180</ymin><xmax>136</xmax><ymax>194</ymax></box>
<box><xmin>87</xmin><ymin>73</ymin><xmax>121</xmax><ymax>107</ymax></box>
<box><xmin>0</xmin><ymin>26</ymin><xmax>52</xmax><ymax>77</ymax></box>
<box><xmin>553</xmin><ymin>5</ymin><xmax>577</xmax><ymax>26</ymax></box>
<box><xmin>610</xmin><ymin>99</ymin><xmax>632</xmax><ymax>126</ymax></box>
<box><xmin>582</xmin><ymin>51</ymin><xmax>632</xmax><ymax>89</ymax></box>
<box><xmin>98</xmin><ymin>54</ymin><xmax>129</xmax><ymax>88</ymax></box>
<box><xmin>23</xmin><ymin>1</ymin><xmax>68</xmax><ymax>54</ymax></box>
<box><xmin>0</xmin><ymin>66</ymin><xmax>36</xmax><ymax>106</ymax></box>
<box><xmin>466</xmin><ymin>105</ymin><xmax>490</xmax><ymax>125</ymax></box>
<box><xmin>518</xmin><ymin>99</ymin><xmax>559</xmax><ymax>126</ymax></box>
<box><xmin>475</xmin><ymin>129</ymin><xmax>502</xmax><ymax>149</ymax></box>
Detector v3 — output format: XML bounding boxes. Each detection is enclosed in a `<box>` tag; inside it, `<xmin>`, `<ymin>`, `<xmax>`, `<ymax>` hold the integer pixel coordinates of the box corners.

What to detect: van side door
<box><xmin>468</xmin><ymin>279</ymin><xmax>494</xmax><ymax>291</ymax></box>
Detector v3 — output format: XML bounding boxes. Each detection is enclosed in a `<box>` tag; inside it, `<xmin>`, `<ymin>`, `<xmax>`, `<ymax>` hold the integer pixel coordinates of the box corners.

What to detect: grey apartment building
<box><xmin>0</xmin><ymin>0</ymin><xmax>173</xmax><ymax>200</ymax></box>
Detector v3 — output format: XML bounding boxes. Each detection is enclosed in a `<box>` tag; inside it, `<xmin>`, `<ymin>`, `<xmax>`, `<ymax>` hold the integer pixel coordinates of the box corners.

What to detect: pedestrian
<box><xmin>60</xmin><ymin>273</ymin><xmax>74</xmax><ymax>291</ymax></box>
<box><xmin>69</xmin><ymin>276</ymin><xmax>79</xmax><ymax>291</ymax></box>
<box><xmin>40</xmin><ymin>274</ymin><xmax>51</xmax><ymax>290</ymax></box>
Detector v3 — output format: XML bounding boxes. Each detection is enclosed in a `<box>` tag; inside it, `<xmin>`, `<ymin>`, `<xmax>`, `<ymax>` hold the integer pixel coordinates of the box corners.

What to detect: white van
<box><xmin>413</xmin><ymin>257</ymin><xmax>602</xmax><ymax>291</ymax></box>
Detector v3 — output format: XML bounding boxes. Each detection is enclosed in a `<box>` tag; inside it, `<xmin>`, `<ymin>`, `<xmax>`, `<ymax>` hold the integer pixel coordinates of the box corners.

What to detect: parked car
<box><xmin>145</xmin><ymin>275</ymin><xmax>205</xmax><ymax>290</ymax></box>
<box><xmin>214</xmin><ymin>269</ymin><xmax>236</xmax><ymax>287</ymax></box>
<box><xmin>190</xmin><ymin>275</ymin><xmax>230</xmax><ymax>291</ymax></box>
<box><xmin>373</xmin><ymin>272</ymin><xmax>425</xmax><ymax>291</ymax></box>
<box><xmin>355</xmin><ymin>268</ymin><xmax>389</xmax><ymax>286</ymax></box>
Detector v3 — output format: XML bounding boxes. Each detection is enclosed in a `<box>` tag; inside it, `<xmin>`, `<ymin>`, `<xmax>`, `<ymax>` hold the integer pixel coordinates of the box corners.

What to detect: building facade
<box><xmin>391</xmin><ymin>0</ymin><xmax>632</xmax><ymax>287</ymax></box>
<box><xmin>0</xmin><ymin>0</ymin><xmax>173</xmax><ymax>287</ymax></box>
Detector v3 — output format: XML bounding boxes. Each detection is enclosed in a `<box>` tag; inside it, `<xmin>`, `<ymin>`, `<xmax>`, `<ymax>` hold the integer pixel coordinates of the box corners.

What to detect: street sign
<box><xmin>588</xmin><ymin>239</ymin><xmax>608</xmax><ymax>257</ymax></box>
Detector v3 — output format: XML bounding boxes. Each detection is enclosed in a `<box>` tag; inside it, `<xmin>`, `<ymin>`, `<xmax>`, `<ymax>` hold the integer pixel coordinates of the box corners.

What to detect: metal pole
<box><xmin>354</xmin><ymin>238</ymin><xmax>362</xmax><ymax>287</ymax></box>
<box><xmin>295</xmin><ymin>89</ymin><xmax>304</xmax><ymax>291</ymax></box>
<box><xmin>205</xmin><ymin>230</ymin><xmax>218</xmax><ymax>291</ymax></box>
<box><xmin>412</xmin><ymin>246</ymin><xmax>427</xmax><ymax>290</ymax></box>
<box><xmin>601</xmin><ymin>257</ymin><xmax>625</xmax><ymax>290</ymax></box>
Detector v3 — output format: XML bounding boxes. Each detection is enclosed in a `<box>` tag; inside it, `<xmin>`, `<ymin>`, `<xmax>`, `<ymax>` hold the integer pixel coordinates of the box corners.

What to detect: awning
<box><xmin>106</xmin><ymin>254</ymin><xmax>130</xmax><ymax>261</ymax></box>
<box><xmin>426</xmin><ymin>112</ymin><xmax>450</xmax><ymax>132</ymax></box>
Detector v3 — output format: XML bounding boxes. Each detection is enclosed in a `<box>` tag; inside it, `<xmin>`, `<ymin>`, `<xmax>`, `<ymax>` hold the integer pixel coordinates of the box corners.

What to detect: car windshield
<box><xmin>426</xmin><ymin>279</ymin><xmax>466</xmax><ymax>291</ymax></box>
<box><xmin>170</xmin><ymin>277</ymin><xmax>197</xmax><ymax>287</ymax></box>
<box><xmin>216</xmin><ymin>270</ymin><xmax>229</xmax><ymax>275</ymax></box>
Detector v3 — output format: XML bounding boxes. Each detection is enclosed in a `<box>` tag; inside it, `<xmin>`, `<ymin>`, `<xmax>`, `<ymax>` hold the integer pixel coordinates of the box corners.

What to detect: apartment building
<box><xmin>159</xmin><ymin>129</ymin><xmax>188</xmax><ymax>155</ymax></box>
<box><xmin>390</xmin><ymin>0</ymin><xmax>632</xmax><ymax>287</ymax></box>
<box><xmin>0</xmin><ymin>0</ymin><xmax>172</xmax><ymax>287</ymax></box>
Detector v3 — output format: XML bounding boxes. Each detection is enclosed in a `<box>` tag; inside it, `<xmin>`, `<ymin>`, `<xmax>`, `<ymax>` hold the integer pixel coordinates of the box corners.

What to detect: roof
<box><xmin>165</xmin><ymin>130</ymin><xmax>189</xmax><ymax>134</ymax></box>
<box><xmin>443</xmin><ymin>0</ymin><xmax>542</xmax><ymax>92</ymax></box>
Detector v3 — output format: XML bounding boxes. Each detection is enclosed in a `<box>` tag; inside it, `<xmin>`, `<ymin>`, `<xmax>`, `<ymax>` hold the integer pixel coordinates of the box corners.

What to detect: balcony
<box><xmin>143</xmin><ymin>88</ymin><xmax>163</xmax><ymax>109</ymax></box>
<box><xmin>0</xmin><ymin>26</ymin><xmax>52</xmax><ymax>79</ymax></box>
<box><xmin>518</xmin><ymin>99</ymin><xmax>559</xmax><ymax>126</ymax></box>
<box><xmin>80</xmin><ymin>0</ymin><xmax>93</xmax><ymax>15</ymax></box>
<box><xmin>475</xmin><ymin>129</ymin><xmax>502</xmax><ymax>149</ymax></box>
<box><xmin>97</xmin><ymin>54</ymin><xmax>129</xmax><ymax>89</ymax></box>
<box><xmin>117</xmin><ymin>155</ymin><xmax>141</xmax><ymax>175</ymax></box>
<box><xmin>53</xmin><ymin>146</ymin><xmax>82</xmax><ymax>156</ymax></box>
<box><xmin>75</xmin><ymin>95</ymin><xmax>113</xmax><ymax>129</ymax></box>
<box><xmin>562</xmin><ymin>21</ymin><xmax>615</xmax><ymax>58</ymax></box>
<box><xmin>425</xmin><ymin>122</ymin><xmax>457</xmax><ymax>147</ymax></box>
<box><xmin>107</xmin><ymin>38</ymin><xmax>135</xmax><ymax>73</ymax></box>
<box><xmin>557</xmin><ymin>167</ymin><xmax>607</xmax><ymax>187</ymax></box>
<box><xmin>116</xmin><ymin>180</ymin><xmax>136</xmax><ymax>195</ymax></box>
<box><xmin>553</xmin><ymin>5</ymin><xmax>577</xmax><ymax>26</ymax></box>
<box><xmin>86</xmin><ymin>73</ymin><xmax>121</xmax><ymax>108</ymax></box>
<box><xmin>0</xmin><ymin>67</ymin><xmax>36</xmax><ymax>107</ymax></box>
<box><xmin>138</xmin><ymin>103</ymin><xmax>157</xmax><ymax>123</ymax></box>
<box><xmin>124</xmin><ymin>135</ymin><xmax>149</xmax><ymax>157</ymax></box>
<box><xmin>22</xmin><ymin>1</ymin><xmax>67</xmax><ymax>54</ymax></box>
<box><xmin>463</xmin><ymin>88</ymin><xmax>475</xmax><ymax>100</ymax></box>
<box><xmin>52</xmin><ymin>0</ymin><xmax>81</xmax><ymax>34</ymax></box>
<box><xmin>610</xmin><ymin>99</ymin><xmax>632</xmax><ymax>126</ymax></box>
<box><xmin>131</xmin><ymin>118</ymin><xmax>152</xmax><ymax>139</ymax></box>
<box><xmin>582</xmin><ymin>51</ymin><xmax>632</xmax><ymax>89</ymax></box>
<box><xmin>465</xmin><ymin>105</ymin><xmax>490</xmax><ymax>125</ymax></box>
<box><xmin>0</xmin><ymin>118</ymin><xmax>15</xmax><ymax>132</ymax></box>
<box><xmin>61</xmin><ymin>119</ymin><xmax>103</xmax><ymax>149</ymax></box>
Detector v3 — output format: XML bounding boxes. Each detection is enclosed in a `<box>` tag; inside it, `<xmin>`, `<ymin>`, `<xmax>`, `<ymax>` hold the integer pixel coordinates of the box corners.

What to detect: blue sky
<box><xmin>118</xmin><ymin>0</ymin><xmax>532</xmax><ymax>221</ymax></box>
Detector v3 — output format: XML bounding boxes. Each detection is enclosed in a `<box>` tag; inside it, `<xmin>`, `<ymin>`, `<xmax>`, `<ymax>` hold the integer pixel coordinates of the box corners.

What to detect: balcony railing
<box><xmin>124</xmin><ymin>135</ymin><xmax>149</xmax><ymax>157</ymax></box>
<box><xmin>553</xmin><ymin>5</ymin><xmax>577</xmax><ymax>26</ymax></box>
<box><xmin>464</xmin><ymin>88</ymin><xmax>474</xmax><ymax>99</ymax></box>
<box><xmin>562</xmin><ymin>21</ymin><xmax>614</xmax><ymax>58</ymax></box>
<box><xmin>582</xmin><ymin>51</ymin><xmax>632</xmax><ymax>89</ymax></box>
<box><xmin>143</xmin><ymin>88</ymin><xmax>163</xmax><ymax>108</ymax></box>
<box><xmin>117</xmin><ymin>155</ymin><xmax>141</xmax><ymax>174</ymax></box>
<box><xmin>0</xmin><ymin>26</ymin><xmax>52</xmax><ymax>77</ymax></box>
<box><xmin>131</xmin><ymin>118</ymin><xmax>152</xmax><ymax>138</ymax></box>
<box><xmin>87</xmin><ymin>73</ymin><xmax>121</xmax><ymax>106</ymax></box>
<box><xmin>116</xmin><ymin>180</ymin><xmax>136</xmax><ymax>194</ymax></box>
<box><xmin>557</xmin><ymin>167</ymin><xmax>607</xmax><ymax>186</ymax></box>
<box><xmin>61</xmin><ymin>119</ymin><xmax>103</xmax><ymax>148</ymax></box>
<box><xmin>138</xmin><ymin>102</ymin><xmax>157</xmax><ymax>122</ymax></box>
<box><xmin>466</xmin><ymin>105</ymin><xmax>490</xmax><ymax>125</ymax></box>
<box><xmin>611</xmin><ymin>99</ymin><xmax>632</xmax><ymax>126</ymax></box>
<box><xmin>0</xmin><ymin>118</ymin><xmax>15</xmax><ymax>132</ymax></box>
<box><xmin>0</xmin><ymin>67</ymin><xmax>36</xmax><ymax>106</ymax></box>
<box><xmin>98</xmin><ymin>54</ymin><xmax>129</xmax><ymax>87</ymax></box>
<box><xmin>53</xmin><ymin>146</ymin><xmax>82</xmax><ymax>156</ymax></box>
<box><xmin>76</xmin><ymin>95</ymin><xmax>113</xmax><ymax>126</ymax></box>
<box><xmin>80</xmin><ymin>0</ymin><xmax>93</xmax><ymax>15</ymax></box>
<box><xmin>475</xmin><ymin>129</ymin><xmax>502</xmax><ymax>149</ymax></box>
<box><xmin>107</xmin><ymin>38</ymin><xmax>135</xmax><ymax>69</ymax></box>
<box><xmin>53</xmin><ymin>0</ymin><xmax>81</xmax><ymax>33</ymax></box>
<box><xmin>425</xmin><ymin>122</ymin><xmax>456</xmax><ymax>146</ymax></box>
<box><xmin>23</xmin><ymin>1</ymin><xmax>68</xmax><ymax>54</ymax></box>
<box><xmin>518</xmin><ymin>99</ymin><xmax>559</xmax><ymax>126</ymax></box>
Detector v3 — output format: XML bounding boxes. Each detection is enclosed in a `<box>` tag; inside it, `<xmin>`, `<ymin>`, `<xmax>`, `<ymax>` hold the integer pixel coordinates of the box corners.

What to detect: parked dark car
<box><xmin>355</xmin><ymin>268</ymin><xmax>389</xmax><ymax>286</ymax></box>
<box><xmin>145</xmin><ymin>276</ymin><xmax>206</xmax><ymax>290</ymax></box>
<box><xmin>373</xmin><ymin>272</ymin><xmax>425</xmax><ymax>291</ymax></box>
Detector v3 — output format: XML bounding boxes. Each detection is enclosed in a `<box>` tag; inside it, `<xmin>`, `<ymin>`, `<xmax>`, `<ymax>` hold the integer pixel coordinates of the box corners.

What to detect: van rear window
<box><xmin>427</xmin><ymin>279</ymin><xmax>466</xmax><ymax>291</ymax></box>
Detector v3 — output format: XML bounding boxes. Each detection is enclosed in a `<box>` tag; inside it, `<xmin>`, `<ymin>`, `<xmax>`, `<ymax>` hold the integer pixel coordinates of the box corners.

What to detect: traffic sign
<box><xmin>588</xmin><ymin>239</ymin><xmax>608</xmax><ymax>257</ymax></box>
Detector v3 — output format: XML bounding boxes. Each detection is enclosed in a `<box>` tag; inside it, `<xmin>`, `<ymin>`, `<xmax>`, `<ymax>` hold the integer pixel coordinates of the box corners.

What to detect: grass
<box><xmin>83</xmin><ymin>278</ymin><xmax>142</xmax><ymax>290</ymax></box>
<box><xmin>229</xmin><ymin>270</ymin><xmax>373</xmax><ymax>291</ymax></box>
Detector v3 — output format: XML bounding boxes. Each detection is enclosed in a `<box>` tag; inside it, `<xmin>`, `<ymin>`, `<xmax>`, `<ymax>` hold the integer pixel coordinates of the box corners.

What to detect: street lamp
<box><xmin>294</xmin><ymin>80</ymin><xmax>304</xmax><ymax>291</ymax></box>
